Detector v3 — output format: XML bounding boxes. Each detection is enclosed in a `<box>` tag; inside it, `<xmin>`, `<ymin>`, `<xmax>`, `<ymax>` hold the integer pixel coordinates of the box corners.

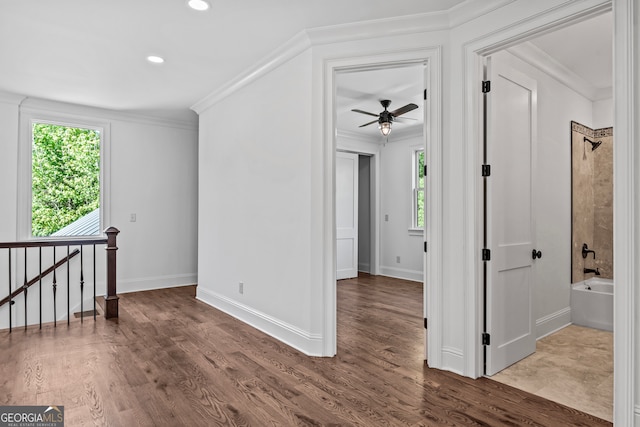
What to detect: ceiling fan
<box><xmin>352</xmin><ymin>99</ymin><xmax>419</xmax><ymax>136</ymax></box>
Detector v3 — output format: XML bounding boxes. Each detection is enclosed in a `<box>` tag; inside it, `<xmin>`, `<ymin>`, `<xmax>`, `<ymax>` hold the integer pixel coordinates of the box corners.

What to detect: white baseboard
<box><xmin>102</xmin><ymin>273</ymin><xmax>198</xmax><ymax>295</ymax></box>
<box><xmin>379</xmin><ymin>266</ymin><xmax>423</xmax><ymax>282</ymax></box>
<box><xmin>196</xmin><ymin>287</ymin><xmax>323</xmax><ymax>357</ymax></box>
<box><xmin>536</xmin><ymin>307</ymin><xmax>571</xmax><ymax>339</ymax></box>
<box><xmin>441</xmin><ymin>346</ymin><xmax>465</xmax><ymax>375</ymax></box>
<box><xmin>358</xmin><ymin>262</ymin><xmax>371</xmax><ymax>273</ymax></box>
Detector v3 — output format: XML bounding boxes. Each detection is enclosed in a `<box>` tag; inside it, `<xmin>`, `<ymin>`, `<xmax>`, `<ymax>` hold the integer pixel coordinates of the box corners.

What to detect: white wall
<box><xmin>491</xmin><ymin>50</ymin><xmax>594</xmax><ymax>338</ymax></box>
<box><xmin>631</xmin><ymin>2</ymin><xmax>640</xmax><ymax>423</ymax></box>
<box><xmin>196</xmin><ymin>50</ymin><xmax>320</xmax><ymax>354</ymax></box>
<box><xmin>109</xmin><ymin>118</ymin><xmax>198</xmax><ymax>291</ymax></box>
<box><xmin>0</xmin><ymin>93</ymin><xmax>198</xmax><ymax>327</ymax></box>
<box><xmin>593</xmin><ymin>98</ymin><xmax>613</xmax><ymax>129</ymax></box>
<box><xmin>358</xmin><ymin>155</ymin><xmax>371</xmax><ymax>273</ymax></box>
<box><xmin>0</xmin><ymin>94</ymin><xmax>21</xmax><ymax>240</ymax></box>
<box><xmin>379</xmin><ymin>136</ymin><xmax>424</xmax><ymax>282</ymax></box>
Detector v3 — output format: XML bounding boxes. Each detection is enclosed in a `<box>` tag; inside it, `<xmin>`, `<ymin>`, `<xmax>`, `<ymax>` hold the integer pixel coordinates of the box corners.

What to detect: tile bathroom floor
<box><xmin>490</xmin><ymin>324</ymin><xmax>613</xmax><ymax>422</ymax></box>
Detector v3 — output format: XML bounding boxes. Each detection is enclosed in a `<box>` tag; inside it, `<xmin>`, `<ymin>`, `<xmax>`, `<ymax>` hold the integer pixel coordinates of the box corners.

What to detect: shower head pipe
<box><xmin>584</xmin><ymin>136</ymin><xmax>602</xmax><ymax>151</ymax></box>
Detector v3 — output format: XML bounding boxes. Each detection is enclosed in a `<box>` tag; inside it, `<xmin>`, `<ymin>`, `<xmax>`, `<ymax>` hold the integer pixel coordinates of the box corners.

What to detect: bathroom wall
<box><xmin>571</xmin><ymin>122</ymin><xmax>613</xmax><ymax>281</ymax></box>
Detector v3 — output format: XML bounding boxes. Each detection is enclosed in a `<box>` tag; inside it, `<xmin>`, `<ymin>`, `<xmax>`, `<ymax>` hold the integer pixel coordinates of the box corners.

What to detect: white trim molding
<box><xmin>378</xmin><ymin>267</ymin><xmax>423</xmax><ymax>283</ymax></box>
<box><xmin>507</xmin><ymin>42</ymin><xmax>612</xmax><ymax>101</ymax></box>
<box><xmin>191</xmin><ymin>1</ymin><xmax>515</xmax><ymax>115</ymax></box>
<box><xmin>441</xmin><ymin>346</ymin><xmax>465</xmax><ymax>375</ymax></box>
<box><xmin>112</xmin><ymin>273</ymin><xmax>198</xmax><ymax>295</ymax></box>
<box><xmin>612</xmin><ymin>0</ymin><xmax>636</xmax><ymax>425</ymax></box>
<box><xmin>20</xmin><ymin>97</ymin><xmax>197</xmax><ymax>130</ymax></box>
<box><xmin>535</xmin><ymin>307</ymin><xmax>571</xmax><ymax>339</ymax></box>
<box><xmin>196</xmin><ymin>287</ymin><xmax>324</xmax><ymax>357</ymax></box>
<box><xmin>0</xmin><ymin>91</ymin><xmax>26</xmax><ymax>106</ymax></box>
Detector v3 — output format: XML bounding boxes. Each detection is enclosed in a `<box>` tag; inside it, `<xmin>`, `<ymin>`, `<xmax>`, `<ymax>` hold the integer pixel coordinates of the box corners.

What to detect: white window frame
<box><xmin>18</xmin><ymin>110</ymin><xmax>111</xmax><ymax>240</ymax></box>
<box><xmin>410</xmin><ymin>147</ymin><xmax>425</xmax><ymax>233</ymax></box>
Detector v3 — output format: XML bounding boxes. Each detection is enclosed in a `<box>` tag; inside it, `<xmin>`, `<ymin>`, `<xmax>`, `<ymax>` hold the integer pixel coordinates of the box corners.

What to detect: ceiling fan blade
<box><xmin>390</xmin><ymin>103</ymin><xmax>419</xmax><ymax>117</ymax></box>
<box><xmin>352</xmin><ymin>109</ymin><xmax>379</xmax><ymax>118</ymax></box>
<box><xmin>394</xmin><ymin>117</ymin><xmax>418</xmax><ymax>122</ymax></box>
<box><xmin>359</xmin><ymin>119</ymin><xmax>379</xmax><ymax>128</ymax></box>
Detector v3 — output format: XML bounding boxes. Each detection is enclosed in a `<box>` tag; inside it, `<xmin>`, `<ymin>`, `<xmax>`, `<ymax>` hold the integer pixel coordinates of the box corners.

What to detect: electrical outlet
<box><xmin>385</xmin><ymin>214</ymin><xmax>389</xmax><ymax>222</ymax></box>
<box><xmin>396</xmin><ymin>256</ymin><xmax>401</xmax><ymax>263</ymax></box>
<box><xmin>239</xmin><ymin>282</ymin><xmax>244</xmax><ymax>294</ymax></box>
<box><xmin>130</xmin><ymin>213</ymin><xmax>137</xmax><ymax>222</ymax></box>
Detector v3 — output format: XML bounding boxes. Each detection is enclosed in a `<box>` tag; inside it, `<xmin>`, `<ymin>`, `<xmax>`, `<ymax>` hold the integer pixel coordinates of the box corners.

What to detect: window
<box><xmin>19</xmin><ymin>113</ymin><xmax>110</xmax><ymax>239</ymax></box>
<box><xmin>412</xmin><ymin>149</ymin><xmax>425</xmax><ymax>229</ymax></box>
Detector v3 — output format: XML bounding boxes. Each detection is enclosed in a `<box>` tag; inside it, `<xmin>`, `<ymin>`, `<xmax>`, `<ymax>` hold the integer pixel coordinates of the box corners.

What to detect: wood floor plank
<box><xmin>0</xmin><ymin>276</ymin><xmax>612</xmax><ymax>426</ymax></box>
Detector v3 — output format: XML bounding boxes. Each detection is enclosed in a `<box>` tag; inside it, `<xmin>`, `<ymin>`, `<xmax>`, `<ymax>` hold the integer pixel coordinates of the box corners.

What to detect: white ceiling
<box><xmin>335</xmin><ymin>11</ymin><xmax>613</xmax><ymax>142</ymax></box>
<box><xmin>0</xmin><ymin>0</ymin><xmax>464</xmax><ymax>119</ymax></box>
<box><xmin>0</xmin><ymin>2</ymin><xmax>612</xmax><ymax>130</ymax></box>
<box><xmin>336</xmin><ymin>65</ymin><xmax>425</xmax><ymax>141</ymax></box>
<box><xmin>528</xmin><ymin>12</ymin><xmax>613</xmax><ymax>93</ymax></box>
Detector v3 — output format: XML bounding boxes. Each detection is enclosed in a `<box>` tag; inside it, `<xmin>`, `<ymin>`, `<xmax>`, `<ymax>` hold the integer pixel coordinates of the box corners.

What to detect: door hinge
<box><xmin>424</xmin><ymin>318</ymin><xmax>428</xmax><ymax>329</ymax></box>
<box><xmin>423</xmin><ymin>164</ymin><xmax>427</xmax><ymax>176</ymax></box>
<box><xmin>482</xmin><ymin>248</ymin><xmax>491</xmax><ymax>261</ymax></box>
<box><xmin>424</xmin><ymin>242</ymin><xmax>428</xmax><ymax>253</ymax></box>
<box><xmin>424</xmin><ymin>89</ymin><xmax>427</xmax><ymax>100</ymax></box>
<box><xmin>482</xmin><ymin>164</ymin><xmax>491</xmax><ymax>177</ymax></box>
<box><xmin>482</xmin><ymin>80</ymin><xmax>491</xmax><ymax>93</ymax></box>
<box><xmin>482</xmin><ymin>332</ymin><xmax>491</xmax><ymax>345</ymax></box>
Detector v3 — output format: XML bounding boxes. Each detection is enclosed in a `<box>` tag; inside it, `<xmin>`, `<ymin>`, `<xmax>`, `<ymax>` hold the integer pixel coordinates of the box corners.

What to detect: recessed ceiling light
<box><xmin>187</xmin><ymin>0</ymin><xmax>210</xmax><ymax>11</ymax></box>
<box><xmin>147</xmin><ymin>55</ymin><xmax>165</xmax><ymax>64</ymax></box>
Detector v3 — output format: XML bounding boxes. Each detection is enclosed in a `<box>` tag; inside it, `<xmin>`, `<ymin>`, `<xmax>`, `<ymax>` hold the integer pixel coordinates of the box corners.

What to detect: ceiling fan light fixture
<box><xmin>187</xmin><ymin>0</ymin><xmax>210</xmax><ymax>11</ymax></box>
<box><xmin>379</xmin><ymin>121</ymin><xmax>392</xmax><ymax>136</ymax></box>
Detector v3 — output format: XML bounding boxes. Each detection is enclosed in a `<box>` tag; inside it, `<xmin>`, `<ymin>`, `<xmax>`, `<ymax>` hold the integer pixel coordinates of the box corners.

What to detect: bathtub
<box><xmin>571</xmin><ymin>278</ymin><xmax>613</xmax><ymax>332</ymax></box>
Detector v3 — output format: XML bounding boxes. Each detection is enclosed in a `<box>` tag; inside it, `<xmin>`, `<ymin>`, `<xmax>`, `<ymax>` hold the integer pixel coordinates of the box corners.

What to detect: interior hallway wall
<box><xmin>197</xmin><ymin>49</ymin><xmax>319</xmax><ymax>354</ymax></box>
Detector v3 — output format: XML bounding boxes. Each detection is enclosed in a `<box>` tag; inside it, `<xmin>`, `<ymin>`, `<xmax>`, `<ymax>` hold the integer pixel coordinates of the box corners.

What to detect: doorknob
<box><xmin>532</xmin><ymin>249</ymin><xmax>542</xmax><ymax>260</ymax></box>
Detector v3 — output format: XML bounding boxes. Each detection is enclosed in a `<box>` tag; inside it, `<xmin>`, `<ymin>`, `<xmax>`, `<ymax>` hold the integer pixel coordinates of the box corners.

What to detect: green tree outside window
<box><xmin>32</xmin><ymin>123</ymin><xmax>101</xmax><ymax>237</ymax></box>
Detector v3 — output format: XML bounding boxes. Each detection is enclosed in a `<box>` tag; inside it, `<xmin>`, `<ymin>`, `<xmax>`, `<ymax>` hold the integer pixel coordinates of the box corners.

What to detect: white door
<box><xmin>336</xmin><ymin>151</ymin><xmax>359</xmax><ymax>280</ymax></box>
<box><xmin>485</xmin><ymin>57</ymin><xmax>538</xmax><ymax>376</ymax></box>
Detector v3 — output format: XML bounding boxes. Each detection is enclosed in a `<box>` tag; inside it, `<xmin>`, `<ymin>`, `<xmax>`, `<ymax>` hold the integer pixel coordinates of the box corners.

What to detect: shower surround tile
<box><xmin>571</xmin><ymin>121</ymin><xmax>613</xmax><ymax>282</ymax></box>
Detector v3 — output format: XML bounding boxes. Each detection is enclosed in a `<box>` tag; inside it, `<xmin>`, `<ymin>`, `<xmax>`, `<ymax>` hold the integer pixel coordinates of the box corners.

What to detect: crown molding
<box><xmin>448</xmin><ymin>0</ymin><xmax>517</xmax><ymax>28</ymax></box>
<box><xmin>191</xmin><ymin>31</ymin><xmax>312</xmax><ymax>115</ymax></box>
<box><xmin>20</xmin><ymin>97</ymin><xmax>197</xmax><ymax>131</ymax></box>
<box><xmin>305</xmin><ymin>11</ymin><xmax>450</xmax><ymax>47</ymax></box>
<box><xmin>191</xmin><ymin>1</ymin><xmax>517</xmax><ymax>115</ymax></box>
<box><xmin>507</xmin><ymin>41</ymin><xmax>612</xmax><ymax>101</ymax></box>
<box><xmin>0</xmin><ymin>90</ymin><xmax>27</xmax><ymax>106</ymax></box>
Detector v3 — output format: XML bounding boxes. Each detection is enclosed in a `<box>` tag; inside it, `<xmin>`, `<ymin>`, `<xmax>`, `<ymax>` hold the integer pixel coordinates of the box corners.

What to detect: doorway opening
<box><xmin>480</xmin><ymin>10</ymin><xmax>614</xmax><ymax>422</ymax></box>
<box><xmin>333</xmin><ymin>60</ymin><xmax>429</xmax><ymax>358</ymax></box>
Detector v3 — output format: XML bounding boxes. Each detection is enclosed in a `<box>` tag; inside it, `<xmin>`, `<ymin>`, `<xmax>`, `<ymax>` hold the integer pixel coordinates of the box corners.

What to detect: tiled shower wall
<box><xmin>571</xmin><ymin>121</ymin><xmax>613</xmax><ymax>282</ymax></box>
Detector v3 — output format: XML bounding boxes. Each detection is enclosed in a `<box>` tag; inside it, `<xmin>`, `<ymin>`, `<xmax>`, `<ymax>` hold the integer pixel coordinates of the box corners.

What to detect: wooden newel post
<box><xmin>104</xmin><ymin>226</ymin><xmax>120</xmax><ymax>319</ymax></box>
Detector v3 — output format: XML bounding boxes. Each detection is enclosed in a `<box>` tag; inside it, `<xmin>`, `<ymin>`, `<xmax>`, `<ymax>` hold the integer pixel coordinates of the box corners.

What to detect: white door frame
<box><xmin>334</xmin><ymin>146</ymin><xmax>379</xmax><ymax>277</ymax></box>
<box><xmin>323</xmin><ymin>47</ymin><xmax>442</xmax><ymax>362</ymax></box>
<box><xmin>462</xmin><ymin>0</ymin><xmax>636</xmax><ymax>423</ymax></box>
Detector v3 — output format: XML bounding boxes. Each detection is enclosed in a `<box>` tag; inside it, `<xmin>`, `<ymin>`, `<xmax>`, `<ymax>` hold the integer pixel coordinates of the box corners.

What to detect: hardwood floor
<box><xmin>0</xmin><ymin>275</ymin><xmax>611</xmax><ymax>426</ymax></box>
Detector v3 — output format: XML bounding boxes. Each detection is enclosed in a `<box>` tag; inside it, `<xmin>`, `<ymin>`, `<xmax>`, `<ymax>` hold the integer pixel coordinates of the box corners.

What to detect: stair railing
<box><xmin>0</xmin><ymin>227</ymin><xmax>119</xmax><ymax>332</ymax></box>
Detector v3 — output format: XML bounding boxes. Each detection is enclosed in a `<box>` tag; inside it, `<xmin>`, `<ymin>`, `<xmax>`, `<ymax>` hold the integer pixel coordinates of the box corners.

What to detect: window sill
<box><xmin>408</xmin><ymin>228</ymin><xmax>424</xmax><ymax>236</ymax></box>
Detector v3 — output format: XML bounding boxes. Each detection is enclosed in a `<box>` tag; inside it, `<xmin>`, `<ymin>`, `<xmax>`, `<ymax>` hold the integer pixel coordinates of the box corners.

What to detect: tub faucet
<box><xmin>584</xmin><ymin>267</ymin><xmax>600</xmax><ymax>276</ymax></box>
<box><xmin>582</xmin><ymin>243</ymin><xmax>596</xmax><ymax>259</ymax></box>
